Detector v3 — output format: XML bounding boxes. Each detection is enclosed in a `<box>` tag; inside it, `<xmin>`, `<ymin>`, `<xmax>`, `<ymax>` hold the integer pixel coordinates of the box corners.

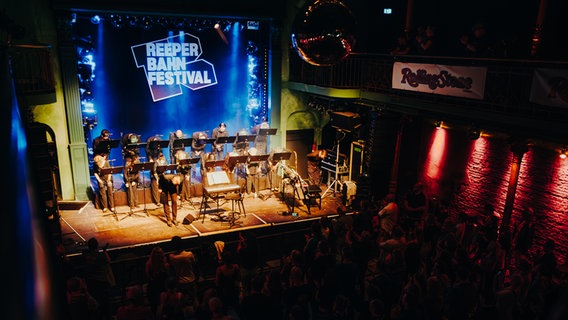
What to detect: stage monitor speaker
<box><xmin>183</xmin><ymin>213</ymin><xmax>195</xmax><ymax>225</ymax></box>
<box><xmin>330</xmin><ymin>111</ymin><xmax>362</xmax><ymax>132</ymax></box>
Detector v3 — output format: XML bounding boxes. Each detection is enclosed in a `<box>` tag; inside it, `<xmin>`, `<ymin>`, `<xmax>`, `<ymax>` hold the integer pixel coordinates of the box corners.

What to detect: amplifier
<box><xmin>321</xmin><ymin>161</ymin><xmax>349</xmax><ymax>175</ymax></box>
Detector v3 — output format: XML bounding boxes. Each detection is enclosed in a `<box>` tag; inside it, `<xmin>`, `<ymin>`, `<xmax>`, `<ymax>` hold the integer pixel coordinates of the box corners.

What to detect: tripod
<box><xmin>322</xmin><ymin>129</ymin><xmax>346</xmax><ymax>198</ymax></box>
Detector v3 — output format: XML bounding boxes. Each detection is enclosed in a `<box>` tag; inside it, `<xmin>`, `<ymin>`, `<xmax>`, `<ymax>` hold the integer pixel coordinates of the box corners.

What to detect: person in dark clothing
<box><xmin>512</xmin><ymin>207</ymin><xmax>536</xmax><ymax>268</ymax></box>
<box><xmin>92</xmin><ymin>129</ymin><xmax>112</xmax><ymax>157</ymax></box>
<box><xmin>159</xmin><ymin>174</ymin><xmax>182</xmax><ymax>226</ymax></box>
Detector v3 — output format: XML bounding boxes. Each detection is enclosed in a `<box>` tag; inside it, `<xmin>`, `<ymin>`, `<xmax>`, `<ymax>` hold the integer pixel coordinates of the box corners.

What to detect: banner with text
<box><xmin>392</xmin><ymin>62</ymin><xmax>487</xmax><ymax>100</ymax></box>
<box><xmin>131</xmin><ymin>33</ymin><xmax>218</xmax><ymax>102</ymax></box>
<box><xmin>530</xmin><ymin>68</ymin><xmax>568</xmax><ymax>108</ymax></box>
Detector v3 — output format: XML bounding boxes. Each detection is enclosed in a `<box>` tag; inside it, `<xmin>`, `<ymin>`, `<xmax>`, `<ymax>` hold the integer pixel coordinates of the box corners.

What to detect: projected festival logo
<box><xmin>131</xmin><ymin>33</ymin><xmax>218</xmax><ymax>102</ymax></box>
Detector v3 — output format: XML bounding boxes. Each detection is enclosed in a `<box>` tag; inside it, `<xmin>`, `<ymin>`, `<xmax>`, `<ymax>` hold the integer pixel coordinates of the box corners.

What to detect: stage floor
<box><xmin>59</xmin><ymin>184</ymin><xmax>346</xmax><ymax>256</ymax></box>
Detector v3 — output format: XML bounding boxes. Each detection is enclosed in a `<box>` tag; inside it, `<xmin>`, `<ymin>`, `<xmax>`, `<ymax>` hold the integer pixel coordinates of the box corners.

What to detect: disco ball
<box><xmin>291</xmin><ymin>0</ymin><xmax>356</xmax><ymax>66</ymax></box>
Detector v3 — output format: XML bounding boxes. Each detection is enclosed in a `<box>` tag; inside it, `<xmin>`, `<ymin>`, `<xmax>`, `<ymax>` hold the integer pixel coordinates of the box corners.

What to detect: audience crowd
<box><xmin>388</xmin><ymin>22</ymin><xmax>528</xmax><ymax>59</ymax></box>
<box><xmin>60</xmin><ymin>183</ymin><xmax>568</xmax><ymax>320</ymax></box>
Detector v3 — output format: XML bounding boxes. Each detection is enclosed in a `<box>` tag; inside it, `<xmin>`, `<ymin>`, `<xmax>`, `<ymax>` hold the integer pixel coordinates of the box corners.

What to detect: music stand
<box><xmin>271</xmin><ymin>151</ymin><xmax>292</xmax><ymax>162</ymax></box>
<box><xmin>118</xmin><ymin>162</ymin><xmax>150</xmax><ymax>220</ymax></box>
<box><xmin>228</xmin><ymin>155</ymin><xmax>249</xmax><ymax>186</ymax></box>
<box><xmin>205</xmin><ymin>159</ymin><xmax>227</xmax><ymax>171</ymax></box>
<box><xmin>98</xmin><ymin>139</ymin><xmax>120</xmax><ymax>155</ymax></box>
<box><xmin>249</xmin><ymin>154</ymin><xmax>270</xmax><ymax>199</ymax></box>
<box><xmin>216</xmin><ymin>136</ymin><xmax>236</xmax><ymax>144</ymax></box>
<box><xmin>199</xmin><ymin>138</ymin><xmax>216</xmax><ymax>145</ymax></box>
<box><xmin>258</xmin><ymin>128</ymin><xmax>277</xmax><ymax>136</ymax></box>
<box><xmin>178</xmin><ymin>157</ymin><xmax>201</xmax><ymax>208</ymax></box>
<box><xmin>178</xmin><ymin>157</ymin><xmax>201</xmax><ymax>166</ymax></box>
<box><xmin>99</xmin><ymin>166</ymin><xmax>124</xmax><ymax>221</ymax></box>
<box><xmin>132</xmin><ymin>162</ymin><xmax>155</xmax><ymax>215</ymax></box>
<box><xmin>178</xmin><ymin>138</ymin><xmax>193</xmax><ymax>146</ymax></box>
<box><xmin>237</xmin><ymin>134</ymin><xmax>256</xmax><ymax>144</ymax></box>
<box><xmin>148</xmin><ymin>139</ymin><xmax>170</xmax><ymax>150</ymax></box>
<box><xmin>156</xmin><ymin>164</ymin><xmax>178</xmax><ymax>174</ymax></box>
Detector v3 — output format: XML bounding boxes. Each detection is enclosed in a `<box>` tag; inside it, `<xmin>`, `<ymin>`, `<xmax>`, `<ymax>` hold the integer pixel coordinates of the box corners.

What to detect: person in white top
<box><xmin>377</xmin><ymin>193</ymin><xmax>398</xmax><ymax>240</ymax></box>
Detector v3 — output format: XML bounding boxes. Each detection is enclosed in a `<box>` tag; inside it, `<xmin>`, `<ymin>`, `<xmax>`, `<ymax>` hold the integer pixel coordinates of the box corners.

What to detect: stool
<box><xmin>302</xmin><ymin>181</ymin><xmax>322</xmax><ymax>214</ymax></box>
<box><xmin>225</xmin><ymin>192</ymin><xmax>245</xmax><ymax>227</ymax></box>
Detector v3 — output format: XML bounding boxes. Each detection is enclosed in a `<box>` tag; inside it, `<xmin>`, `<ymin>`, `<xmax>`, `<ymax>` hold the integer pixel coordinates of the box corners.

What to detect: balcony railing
<box><xmin>288</xmin><ymin>51</ymin><xmax>568</xmax><ymax>143</ymax></box>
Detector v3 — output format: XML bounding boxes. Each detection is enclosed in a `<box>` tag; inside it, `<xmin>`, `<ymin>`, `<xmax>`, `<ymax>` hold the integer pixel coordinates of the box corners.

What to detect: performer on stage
<box><xmin>191</xmin><ymin>131</ymin><xmax>208</xmax><ymax>158</ymax></box>
<box><xmin>159</xmin><ymin>174</ymin><xmax>182</xmax><ymax>227</ymax></box>
<box><xmin>212</xmin><ymin>122</ymin><xmax>228</xmax><ymax>160</ymax></box>
<box><xmin>122</xmin><ymin>132</ymin><xmax>141</xmax><ymax>160</ymax></box>
<box><xmin>251</xmin><ymin>119</ymin><xmax>270</xmax><ymax>154</ymax></box>
<box><xmin>123</xmin><ymin>156</ymin><xmax>140</xmax><ymax>209</ymax></box>
<box><xmin>200</xmin><ymin>152</ymin><xmax>217</xmax><ymax>183</ymax></box>
<box><xmin>175</xmin><ymin>150</ymin><xmax>192</xmax><ymax>204</ymax></box>
<box><xmin>93</xmin><ymin>154</ymin><xmax>115</xmax><ymax>212</ymax></box>
<box><xmin>233</xmin><ymin>128</ymin><xmax>250</xmax><ymax>156</ymax></box>
<box><xmin>307</xmin><ymin>149</ymin><xmax>327</xmax><ymax>185</ymax></box>
<box><xmin>92</xmin><ymin>129</ymin><xmax>112</xmax><ymax>157</ymax></box>
<box><xmin>145</xmin><ymin>135</ymin><xmax>163</xmax><ymax>162</ymax></box>
<box><xmin>169</xmin><ymin>129</ymin><xmax>186</xmax><ymax>164</ymax></box>
<box><xmin>267</xmin><ymin>148</ymin><xmax>286</xmax><ymax>192</ymax></box>
<box><xmin>150</xmin><ymin>152</ymin><xmax>167</xmax><ymax>206</ymax></box>
<box><xmin>245</xmin><ymin>147</ymin><xmax>260</xmax><ymax>196</ymax></box>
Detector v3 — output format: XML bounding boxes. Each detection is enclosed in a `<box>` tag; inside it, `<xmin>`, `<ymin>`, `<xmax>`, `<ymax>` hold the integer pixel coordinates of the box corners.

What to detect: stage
<box><xmin>59</xmin><ymin>183</ymin><xmax>347</xmax><ymax>257</ymax></box>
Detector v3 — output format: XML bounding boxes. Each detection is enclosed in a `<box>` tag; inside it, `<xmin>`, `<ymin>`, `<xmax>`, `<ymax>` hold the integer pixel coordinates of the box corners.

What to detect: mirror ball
<box><xmin>291</xmin><ymin>0</ymin><xmax>356</xmax><ymax>66</ymax></box>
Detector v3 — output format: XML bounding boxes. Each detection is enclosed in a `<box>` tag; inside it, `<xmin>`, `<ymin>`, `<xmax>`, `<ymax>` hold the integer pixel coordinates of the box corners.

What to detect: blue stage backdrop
<box><xmin>73</xmin><ymin>15</ymin><xmax>271</xmax><ymax>164</ymax></box>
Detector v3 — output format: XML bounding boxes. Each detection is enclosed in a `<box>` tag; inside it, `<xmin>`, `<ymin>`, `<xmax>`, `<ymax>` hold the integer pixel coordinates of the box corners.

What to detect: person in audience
<box><xmin>237</xmin><ymin>231</ymin><xmax>260</xmax><ymax>297</ymax></box>
<box><xmin>65</xmin><ymin>276</ymin><xmax>100</xmax><ymax>320</ymax></box>
<box><xmin>168</xmin><ymin>235</ymin><xmax>199</xmax><ymax>313</ymax></box>
<box><xmin>145</xmin><ymin>246</ymin><xmax>170</xmax><ymax>317</ymax></box>
<box><xmin>215</xmin><ymin>249</ymin><xmax>242</xmax><ymax>314</ymax></box>
<box><xmin>512</xmin><ymin>207</ymin><xmax>536</xmax><ymax>268</ymax></box>
<box><xmin>156</xmin><ymin>276</ymin><xmax>185</xmax><ymax>320</ymax></box>
<box><xmin>401</xmin><ymin>181</ymin><xmax>428</xmax><ymax>239</ymax></box>
<box><xmin>390</xmin><ymin>33</ymin><xmax>412</xmax><ymax>55</ymax></box>
<box><xmin>79</xmin><ymin>237</ymin><xmax>115</xmax><ymax>320</ymax></box>
<box><xmin>114</xmin><ymin>284</ymin><xmax>153</xmax><ymax>320</ymax></box>
<box><xmin>376</xmin><ymin>193</ymin><xmax>399</xmax><ymax>240</ymax></box>
<box><xmin>458</xmin><ymin>22</ymin><xmax>494</xmax><ymax>57</ymax></box>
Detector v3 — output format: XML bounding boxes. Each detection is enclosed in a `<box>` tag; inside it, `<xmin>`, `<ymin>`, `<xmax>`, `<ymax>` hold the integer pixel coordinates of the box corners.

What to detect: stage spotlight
<box><xmin>434</xmin><ymin>120</ymin><xmax>443</xmax><ymax>129</ymax></box>
<box><xmin>560</xmin><ymin>148</ymin><xmax>567</xmax><ymax>159</ymax></box>
<box><xmin>215</xmin><ymin>22</ymin><xmax>229</xmax><ymax>44</ymax></box>
<box><xmin>90</xmin><ymin>15</ymin><xmax>101</xmax><ymax>25</ymax></box>
<box><xmin>110</xmin><ymin>14</ymin><xmax>124</xmax><ymax>29</ymax></box>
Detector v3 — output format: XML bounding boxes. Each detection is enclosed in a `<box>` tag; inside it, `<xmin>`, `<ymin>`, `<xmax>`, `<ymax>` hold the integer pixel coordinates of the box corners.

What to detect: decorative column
<box><xmin>388</xmin><ymin>115</ymin><xmax>410</xmax><ymax>195</ymax></box>
<box><xmin>501</xmin><ymin>140</ymin><xmax>529</xmax><ymax>232</ymax></box>
<box><xmin>56</xmin><ymin>14</ymin><xmax>91</xmax><ymax>201</ymax></box>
